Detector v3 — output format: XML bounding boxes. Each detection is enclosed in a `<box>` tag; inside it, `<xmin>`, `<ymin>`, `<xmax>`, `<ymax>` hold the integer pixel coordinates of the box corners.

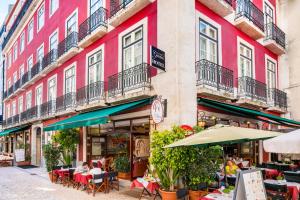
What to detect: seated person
<box><xmin>89</xmin><ymin>162</ymin><xmax>103</xmax><ymax>175</ymax></box>
<box><xmin>225</xmin><ymin>160</ymin><xmax>239</xmax><ymax>176</ymax></box>
<box><xmin>74</xmin><ymin>162</ymin><xmax>89</xmax><ymax>174</ymax></box>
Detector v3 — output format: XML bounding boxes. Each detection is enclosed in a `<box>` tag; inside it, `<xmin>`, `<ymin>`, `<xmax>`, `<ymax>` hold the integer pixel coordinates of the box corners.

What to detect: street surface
<box><xmin>0</xmin><ymin>167</ymin><xmax>144</xmax><ymax>200</ymax></box>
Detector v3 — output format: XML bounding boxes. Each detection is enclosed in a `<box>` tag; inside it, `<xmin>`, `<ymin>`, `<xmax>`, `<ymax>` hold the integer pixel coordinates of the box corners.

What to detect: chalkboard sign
<box><xmin>234</xmin><ymin>169</ymin><xmax>267</xmax><ymax>200</ymax></box>
<box><xmin>15</xmin><ymin>149</ymin><xmax>25</xmax><ymax>162</ymax></box>
<box><xmin>150</xmin><ymin>46</ymin><xmax>165</xmax><ymax>71</ymax></box>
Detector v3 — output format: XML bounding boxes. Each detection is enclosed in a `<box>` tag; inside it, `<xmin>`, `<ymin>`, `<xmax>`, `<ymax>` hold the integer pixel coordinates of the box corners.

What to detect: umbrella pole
<box><xmin>222</xmin><ymin>147</ymin><xmax>228</xmax><ymax>188</ymax></box>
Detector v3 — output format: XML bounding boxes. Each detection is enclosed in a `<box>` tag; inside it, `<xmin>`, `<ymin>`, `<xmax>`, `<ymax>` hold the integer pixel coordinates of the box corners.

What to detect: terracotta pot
<box><xmin>16</xmin><ymin>161</ymin><xmax>31</xmax><ymax>166</ymax></box>
<box><xmin>159</xmin><ymin>189</ymin><xmax>177</xmax><ymax>200</ymax></box>
<box><xmin>189</xmin><ymin>190</ymin><xmax>209</xmax><ymax>200</ymax></box>
<box><xmin>48</xmin><ymin>172</ymin><xmax>57</xmax><ymax>183</ymax></box>
<box><xmin>117</xmin><ymin>172</ymin><xmax>131</xmax><ymax>180</ymax></box>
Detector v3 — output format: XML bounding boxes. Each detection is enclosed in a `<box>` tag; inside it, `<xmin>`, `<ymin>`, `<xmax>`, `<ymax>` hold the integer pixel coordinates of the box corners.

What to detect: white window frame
<box><xmin>13</xmin><ymin>43</ymin><xmax>18</xmax><ymax>62</ymax></box>
<box><xmin>28</xmin><ymin>18</ymin><xmax>34</xmax><ymax>43</ymax></box>
<box><xmin>35</xmin><ymin>84</ymin><xmax>43</xmax><ymax>106</ymax></box>
<box><xmin>118</xmin><ymin>18</ymin><xmax>148</xmax><ymax>72</ymax></box>
<box><xmin>13</xmin><ymin>72</ymin><xmax>18</xmax><ymax>84</ymax></box>
<box><xmin>6</xmin><ymin>104</ymin><xmax>11</xmax><ymax>118</ymax></box>
<box><xmin>18</xmin><ymin>96</ymin><xmax>23</xmax><ymax>114</ymax></box>
<box><xmin>37</xmin><ymin>3</ymin><xmax>45</xmax><ymax>32</ymax></box>
<box><xmin>7</xmin><ymin>52</ymin><xmax>12</xmax><ymax>68</ymax></box>
<box><xmin>49</xmin><ymin>28</ymin><xmax>59</xmax><ymax>52</ymax></box>
<box><xmin>26</xmin><ymin>91</ymin><xmax>32</xmax><ymax>109</ymax></box>
<box><xmin>7</xmin><ymin>78</ymin><xmax>11</xmax><ymax>90</ymax></box>
<box><xmin>19</xmin><ymin>64</ymin><xmax>25</xmax><ymax>80</ymax></box>
<box><xmin>265</xmin><ymin>54</ymin><xmax>278</xmax><ymax>89</ymax></box>
<box><xmin>65</xmin><ymin>9</ymin><xmax>78</xmax><ymax>37</ymax></box>
<box><xmin>63</xmin><ymin>62</ymin><xmax>77</xmax><ymax>95</ymax></box>
<box><xmin>263</xmin><ymin>0</ymin><xmax>275</xmax><ymax>25</ymax></box>
<box><xmin>12</xmin><ymin>101</ymin><xmax>16</xmax><ymax>116</ymax></box>
<box><xmin>47</xmin><ymin>74</ymin><xmax>57</xmax><ymax>101</ymax></box>
<box><xmin>85</xmin><ymin>44</ymin><xmax>105</xmax><ymax>85</ymax></box>
<box><xmin>49</xmin><ymin>0</ymin><xmax>59</xmax><ymax>17</ymax></box>
<box><xmin>195</xmin><ymin>11</ymin><xmax>222</xmax><ymax>64</ymax></box>
<box><xmin>37</xmin><ymin>43</ymin><xmax>44</xmax><ymax>61</ymax></box>
<box><xmin>237</xmin><ymin>37</ymin><xmax>256</xmax><ymax>79</ymax></box>
<box><xmin>87</xmin><ymin>0</ymin><xmax>106</xmax><ymax>16</ymax></box>
<box><xmin>27</xmin><ymin>55</ymin><xmax>33</xmax><ymax>73</ymax></box>
<box><xmin>20</xmin><ymin>31</ymin><xmax>25</xmax><ymax>53</ymax></box>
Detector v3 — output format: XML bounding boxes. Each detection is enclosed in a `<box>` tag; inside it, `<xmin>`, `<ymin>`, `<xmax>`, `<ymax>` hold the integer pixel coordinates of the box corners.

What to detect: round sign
<box><xmin>151</xmin><ymin>99</ymin><xmax>164</xmax><ymax>124</ymax></box>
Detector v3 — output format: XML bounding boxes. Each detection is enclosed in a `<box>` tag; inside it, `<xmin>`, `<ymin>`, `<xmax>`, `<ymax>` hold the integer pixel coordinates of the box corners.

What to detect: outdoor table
<box><xmin>264</xmin><ymin>168</ymin><xmax>279</xmax><ymax>179</ymax></box>
<box><xmin>74</xmin><ymin>173</ymin><xmax>93</xmax><ymax>190</ymax></box>
<box><xmin>264</xmin><ymin>179</ymin><xmax>300</xmax><ymax>200</ymax></box>
<box><xmin>200</xmin><ymin>191</ymin><xmax>233</xmax><ymax>200</ymax></box>
<box><xmin>131</xmin><ymin>177</ymin><xmax>160</xmax><ymax>200</ymax></box>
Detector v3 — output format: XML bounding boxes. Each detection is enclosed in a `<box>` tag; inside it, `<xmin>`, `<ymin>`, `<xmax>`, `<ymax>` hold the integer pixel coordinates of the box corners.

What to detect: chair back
<box><xmin>108</xmin><ymin>171</ymin><xmax>118</xmax><ymax>179</ymax></box>
<box><xmin>264</xmin><ymin>182</ymin><xmax>288</xmax><ymax>193</ymax></box>
<box><xmin>284</xmin><ymin>171</ymin><xmax>300</xmax><ymax>183</ymax></box>
<box><xmin>93</xmin><ymin>173</ymin><xmax>107</xmax><ymax>181</ymax></box>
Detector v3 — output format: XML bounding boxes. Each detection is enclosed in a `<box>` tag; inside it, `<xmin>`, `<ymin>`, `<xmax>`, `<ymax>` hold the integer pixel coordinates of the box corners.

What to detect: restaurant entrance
<box><xmin>86</xmin><ymin>117</ymin><xmax>150</xmax><ymax>180</ymax></box>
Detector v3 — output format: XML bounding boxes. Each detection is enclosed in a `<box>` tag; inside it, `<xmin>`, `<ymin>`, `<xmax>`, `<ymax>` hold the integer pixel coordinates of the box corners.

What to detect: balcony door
<box><xmin>20</xmin><ymin>66</ymin><xmax>24</xmax><ymax>84</ymax></box>
<box><xmin>88</xmin><ymin>50</ymin><xmax>103</xmax><ymax>100</ymax></box>
<box><xmin>49</xmin><ymin>32</ymin><xmax>58</xmax><ymax>60</ymax></box>
<box><xmin>37</xmin><ymin>45</ymin><xmax>44</xmax><ymax>71</ymax></box>
<box><xmin>266</xmin><ymin>59</ymin><xmax>276</xmax><ymax>98</ymax></box>
<box><xmin>28</xmin><ymin>57</ymin><xmax>33</xmax><ymax>79</ymax></box>
<box><xmin>265</xmin><ymin>2</ymin><xmax>274</xmax><ymax>37</ymax></box>
<box><xmin>239</xmin><ymin>44</ymin><xmax>253</xmax><ymax>78</ymax></box>
<box><xmin>48</xmin><ymin>77</ymin><xmax>57</xmax><ymax>113</ymax></box>
<box><xmin>90</xmin><ymin>0</ymin><xmax>104</xmax><ymax>15</ymax></box>
<box><xmin>26</xmin><ymin>92</ymin><xmax>32</xmax><ymax>110</ymax></box>
<box><xmin>18</xmin><ymin>97</ymin><xmax>23</xmax><ymax>118</ymax></box>
<box><xmin>36</xmin><ymin>86</ymin><xmax>43</xmax><ymax>117</ymax></box>
<box><xmin>12</xmin><ymin>102</ymin><xmax>16</xmax><ymax>117</ymax></box>
<box><xmin>65</xmin><ymin>66</ymin><xmax>76</xmax><ymax>107</ymax></box>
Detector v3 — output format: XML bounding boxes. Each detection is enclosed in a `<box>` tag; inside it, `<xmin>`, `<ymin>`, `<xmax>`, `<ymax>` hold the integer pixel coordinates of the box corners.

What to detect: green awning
<box><xmin>44</xmin><ymin>98</ymin><xmax>152</xmax><ymax>131</ymax></box>
<box><xmin>198</xmin><ymin>98</ymin><xmax>300</xmax><ymax>127</ymax></box>
<box><xmin>0</xmin><ymin>126</ymin><xmax>29</xmax><ymax>137</ymax></box>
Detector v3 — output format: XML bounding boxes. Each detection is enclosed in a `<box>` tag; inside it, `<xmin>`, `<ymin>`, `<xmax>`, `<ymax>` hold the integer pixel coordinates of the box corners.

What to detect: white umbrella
<box><xmin>263</xmin><ymin>129</ymin><xmax>300</xmax><ymax>154</ymax></box>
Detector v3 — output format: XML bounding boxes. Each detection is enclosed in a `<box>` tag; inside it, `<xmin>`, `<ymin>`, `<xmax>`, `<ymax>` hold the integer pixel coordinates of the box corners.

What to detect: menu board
<box><xmin>15</xmin><ymin>149</ymin><xmax>25</xmax><ymax>162</ymax></box>
<box><xmin>234</xmin><ymin>169</ymin><xmax>267</xmax><ymax>200</ymax></box>
<box><xmin>92</xmin><ymin>137</ymin><xmax>102</xmax><ymax>156</ymax></box>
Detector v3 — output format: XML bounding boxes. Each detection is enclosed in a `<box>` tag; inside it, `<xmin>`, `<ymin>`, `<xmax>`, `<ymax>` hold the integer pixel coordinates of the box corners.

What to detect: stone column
<box><xmin>152</xmin><ymin>0</ymin><xmax>197</xmax><ymax>130</ymax></box>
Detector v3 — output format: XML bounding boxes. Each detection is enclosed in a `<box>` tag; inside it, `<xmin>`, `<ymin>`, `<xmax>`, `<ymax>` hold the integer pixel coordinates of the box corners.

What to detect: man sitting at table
<box><xmin>225</xmin><ymin>160</ymin><xmax>240</xmax><ymax>175</ymax></box>
<box><xmin>74</xmin><ymin>162</ymin><xmax>89</xmax><ymax>174</ymax></box>
<box><xmin>89</xmin><ymin>162</ymin><xmax>103</xmax><ymax>175</ymax></box>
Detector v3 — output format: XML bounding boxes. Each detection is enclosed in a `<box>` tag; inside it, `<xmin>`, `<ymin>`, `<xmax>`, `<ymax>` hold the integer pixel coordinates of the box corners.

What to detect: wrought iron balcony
<box><xmin>196</xmin><ymin>59</ymin><xmax>234</xmax><ymax>94</ymax></box>
<box><xmin>78</xmin><ymin>7</ymin><xmax>108</xmax><ymax>44</ymax></box>
<box><xmin>2</xmin><ymin>0</ymin><xmax>34</xmax><ymax>49</ymax></box>
<box><xmin>56</xmin><ymin>93</ymin><xmax>77</xmax><ymax>112</ymax></box>
<box><xmin>264</xmin><ymin>22</ymin><xmax>286</xmax><ymax>55</ymax></box>
<box><xmin>58</xmin><ymin>32</ymin><xmax>79</xmax><ymax>58</ymax></box>
<box><xmin>40</xmin><ymin>100</ymin><xmax>56</xmax><ymax>117</ymax></box>
<box><xmin>20</xmin><ymin>110</ymin><xmax>28</xmax><ymax>122</ymax></box>
<box><xmin>110</xmin><ymin>0</ymin><xmax>133</xmax><ymax>17</ymax></box>
<box><xmin>12</xmin><ymin>114</ymin><xmax>20</xmax><ymax>124</ymax></box>
<box><xmin>43</xmin><ymin>49</ymin><xmax>58</xmax><ymax>67</ymax></box>
<box><xmin>267</xmin><ymin>88</ymin><xmax>287</xmax><ymax>110</ymax></box>
<box><xmin>235</xmin><ymin>0</ymin><xmax>264</xmax><ymax>39</ymax></box>
<box><xmin>27</xmin><ymin>106</ymin><xmax>37</xmax><ymax>120</ymax></box>
<box><xmin>238</xmin><ymin>76</ymin><xmax>267</xmax><ymax>102</ymax></box>
<box><xmin>108</xmin><ymin>63</ymin><xmax>151</xmax><ymax>98</ymax></box>
<box><xmin>77</xmin><ymin>81</ymin><xmax>105</xmax><ymax>106</ymax></box>
<box><xmin>7</xmin><ymin>117</ymin><xmax>12</xmax><ymax>126</ymax></box>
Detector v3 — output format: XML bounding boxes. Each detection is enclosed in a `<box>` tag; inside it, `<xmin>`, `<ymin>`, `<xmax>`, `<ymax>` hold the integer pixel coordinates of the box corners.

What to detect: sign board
<box><xmin>15</xmin><ymin>149</ymin><xmax>25</xmax><ymax>162</ymax></box>
<box><xmin>234</xmin><ymin>169</ymin><xmax>267</xmax><ymax>200</ymax></box>
<box><xmin>151</xmin><ymin>98</ymin><xmax>164</xmax><ymax>124</ymax></box>
<box><xmin>150</xmin><ymin>46</ymin><xmax>165</xmax><ymax>71</ymax></box>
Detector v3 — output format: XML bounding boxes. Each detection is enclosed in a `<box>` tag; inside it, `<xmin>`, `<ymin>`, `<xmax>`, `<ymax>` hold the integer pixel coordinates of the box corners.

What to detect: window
<box><xmin>20</xmin><ymin>32</ymin><xmax>25</xmax><ymax>53</ymax></box>
<box><xmin>37</xmin><ymin>45</ymin><xmax>44</xmax><ymax>70</ymax></box>
<box><xmin>7</xmin><ymin>52</ymin><xmax>12</xmax><ymax>68</ymax></box>
<box><xmin>265</xmin><ymin>2</ymin><xmax>274</xmax><ymax>24</ymax></box>
<box><xmin>18</xmin><ymin>96</ymin><xmax>23</xmax><ymax>114</ymax></box>
<box><xmin>122</xmin><ymin>26</ymin><xmax>143</xmax><ymax>70</ymax></box>
<box><xmin>26</xmin><ymin>92</ymin><xmax>32</xmax><ymax>109</ymax></box>
<box><xmin>266</xmin><ymin>59</ymin><xmax>276</xmax><ymax>89</ymax></box>
<box><xmin>88</xmin><ymin>50</ymin><xmax>103</xmax><ymax>84</ymax></box>
<box><xmin>199</xmin><ymin>19</ymin><xmax>218</xmax><ymax>63</ymax></box>
<box><xmin>49</xmin><ymin>31</ymin><xmax>58</xmax><ymax>51</ymax></box>
<box><xmin>7</xmin><ymin>79</ymin><xmax>11</xmax><ymax>90</ymax></box>
<box><xmin>65</xmin><ymin>66</ymin><xmax>76</xmax><ymax>94</ymax></box>
<box><xmin>28</xmin><ymin>19</ymin><xmax>34</xmax><ymax>43</ymax></box>
<box><xmin>13</xmin><ymin>43</ymin><xmax>18</xmax><ymax>61</ymax></box>
<box><xmin>20</xmin><ymin>65</ymin><xmax>25</xmax><ymax>81</ymax></box>
<box><xmin>48</xmin><ymin>77</ymin><xmax>56</xmax><ymax>112</ymax></box>
<box><xmin>37</xmin><ymin>4</ymin><xmax>45</xmax><ymax>31</ymax></box>
<box><xmin>90</xmin><ymin>0</ymin><xmax>103</xmax><ymax>15</ymax></box>
<box><xmin>27</xmin><ymin>56</ymin><xmax>33</xmax><ymax>78</ymax></box>
<box><xmin>239</xmin><ymin>43</ymin><xmax>253</xmax><ymax>78</ymax></box>
<box><xmin>66</xmin><ymin>11</ymin><xmax>78</xmax><ymax>36</ymax></box>
<box><xmin>12</xmin><ymin>101</ymin><xmax>16</xmax><ymax>116</ymax></box>
<box><xmin>13</xmin><ymin>72</ymin><xmax>17</xmax><ymax>84</ymax></box>
<box><xmin>50</xmin><ymin>0</ymin><xmax>59</xmax><ymax>16</ymax></box>
<box><xmin>36</xmin><ymin>86</ymin><xmax>42</xmax><ymax>116</ymax></box>
<box><xmin>6</xmin><ymin>104</ymin><xmax>11</xmax><ymax>118</ymax></box>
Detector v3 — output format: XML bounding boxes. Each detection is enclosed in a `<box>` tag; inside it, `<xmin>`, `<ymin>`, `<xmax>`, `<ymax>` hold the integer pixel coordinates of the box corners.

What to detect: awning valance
<box><xmin>198</xmin><ymin>98</ymin><xmax>300</xmax><ymax>127</ymax></box>
<box><xmin>44</xmin><ymin>98</ymin><xmax>152</xmax><ymax>131</ymax></box>
<box><xmin>0</xmin><ymin>126</ymin><xmax>29</xmax><ymax>137</ymax></box>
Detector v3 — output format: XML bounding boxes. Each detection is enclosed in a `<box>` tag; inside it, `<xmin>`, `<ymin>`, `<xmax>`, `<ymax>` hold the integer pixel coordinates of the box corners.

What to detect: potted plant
<box><xmin>52</xmin><ymin>128</ymin><xmax>79</xmax><ymax>166</ymax></box>
<box><xmin>43</xmin><ymin>144</ymin><xmax>61</xmax><ymax>182</ymax></box>
<box><xmin>114</xmin><ymin>156</ymin><xmax>131</xmax><ymax>180</ymax></box>
<box><xmin>150</xmin><ymin>126</ymin><xmax>191</xmax><ymax>200</ymax></box>
<box><xmin>186</xmin><ymin>146</ymin><xmax>222</xmax><ymax>200</ymax></box>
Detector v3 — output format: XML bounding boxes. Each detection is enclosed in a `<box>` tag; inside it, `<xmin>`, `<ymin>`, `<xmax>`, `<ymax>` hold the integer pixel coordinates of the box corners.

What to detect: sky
<box><xmin>0</xmin><ymin>0</ymin><xmax>16</xmax><ymax>26</ymax></box>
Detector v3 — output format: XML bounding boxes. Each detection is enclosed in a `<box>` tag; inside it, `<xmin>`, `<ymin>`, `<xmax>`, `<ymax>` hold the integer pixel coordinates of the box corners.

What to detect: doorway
<box><xmin>36</xmin><ymin>128</ymin><xmax>42</xmax><ymax>166</ymax></box>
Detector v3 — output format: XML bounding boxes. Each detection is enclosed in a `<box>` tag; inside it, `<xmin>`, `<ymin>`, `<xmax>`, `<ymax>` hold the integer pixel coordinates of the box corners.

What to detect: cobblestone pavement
<box><xmin>0</xmin><ymin>167</ymin><xmax>148</xmax><ymax>200</ymax></box>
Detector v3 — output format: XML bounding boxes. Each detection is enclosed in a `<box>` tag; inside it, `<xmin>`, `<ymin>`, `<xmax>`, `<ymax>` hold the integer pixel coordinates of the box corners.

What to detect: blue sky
<box><xmin>0</xmin><ymin>0</ymin><xmax>16</xmax><ymax>26</ymax></box>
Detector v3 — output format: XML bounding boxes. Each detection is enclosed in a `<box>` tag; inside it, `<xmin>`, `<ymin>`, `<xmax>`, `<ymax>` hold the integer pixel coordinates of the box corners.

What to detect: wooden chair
<box><xmin>264</xmin><ymin>182</ymin><xmax>290</xmax><ymax>200</ymax></box>
<box><xmin>64</xmin><ymin>168</ymin><xmax>76</xmax><ymax>188</ymax></box>
<box><xmin>107</xmin><ymin>171</ymin><xmax>119</xmax><ymax>193</ymax></box>
<box><xmin>88</xmin><ymin>173</ymin><xmax>108</xmax><ymax>197</ymax></box>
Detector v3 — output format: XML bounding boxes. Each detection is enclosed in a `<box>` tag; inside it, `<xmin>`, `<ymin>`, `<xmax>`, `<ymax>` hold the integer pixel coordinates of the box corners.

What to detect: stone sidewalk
<box><xmin>0</xmin><ymin>167</ymin><xmax>148</xmax><ymax>200</ymax></box>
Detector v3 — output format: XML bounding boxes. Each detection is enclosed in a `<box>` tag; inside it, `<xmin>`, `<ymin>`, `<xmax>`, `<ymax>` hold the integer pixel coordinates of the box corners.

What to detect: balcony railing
<box><xmin>13</xmin><ymin>114</ymin><xmax>20</xmax><ymax>124</ymax></box>
<box><xmin>195</xmin><ymin>59</ymin><xmax>234</xmax><ymax>94</ymax></box>
<box><xmin>77</xmin><ymin>81</ymin><xmax>105</xmax><ymax>106</ymax></box>
<box><xmin>58</xmin><ymin>32</ymin><xmax>78</xmax><ymax>58</ymax></box>
<box><xmin>56</xmin><ymin>92</ymin><xmax>77</xmax><ymax>112</ymax></box>
<box><xmin>238</xmin><ymin>76</ymin><xmax>267</xmax><ymax>102</ymax></box>
<box><xmin>2</xmin><ymin>0</ymin><xmax>33</xmax><ymax>49</ymax></box>
<box><xmin>110</xmin><ymin>0</ymin><xmax>133</xmax><ymax>17</ymax></box>
<box><xmin>235</xmin><ymin>0</ymin><xmax>264</xmax><ymax>32</ymax></box>
<box><xmin>108</xmin><ymin>63</ymin><xmax>151</xmax><ymax>97</ymax></box>
<box><xmin>78</xmin><ymin>7</ymin><xmax>108</xmax><ymax>42</ymax></box>
<box><xmin>267</xmin><ymin>88</ymin><xmax>287</xmax><ymax>109</ymax></box>
<box><xmin>265</xmin><ymin>22</ymin><xmax>286</xmax><ymax>49</ymax></box>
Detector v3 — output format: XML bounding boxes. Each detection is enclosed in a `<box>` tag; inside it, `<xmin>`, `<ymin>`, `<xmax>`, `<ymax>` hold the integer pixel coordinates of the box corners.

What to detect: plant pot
<box><xmin>16</xmin><ymin>161</ymin><xmax>31</xmax><ymax>166</ymax></box>
<box><xmin>117</xmin><ymin>172</ymin><xmax>131</xmax><ymax>180</ymax></box>
<box><xmin>159</xmin><ymin>189</ymin><xmax>177</xmax><ymax>200</ymax></box>
<box><xmin>48</xmin><ymin>172</ymin><xmax>57</xmax><ymax>183</ymax></box>
<box><xmin>188</xmin><ymin>190</ymin><xmax>209</xmax><ymax>200</ymax></box>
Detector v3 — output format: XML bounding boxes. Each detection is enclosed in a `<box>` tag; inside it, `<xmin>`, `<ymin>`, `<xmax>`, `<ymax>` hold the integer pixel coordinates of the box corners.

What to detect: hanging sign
<box><xmin>150</xmin><ymin>46</ymin><xmax>166</xmax><ymax>71</ymax></box>
<box><xmin>151</xmin><ymin>97</ymin><xmax>164</xmax><ymax>124</ymax></box>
